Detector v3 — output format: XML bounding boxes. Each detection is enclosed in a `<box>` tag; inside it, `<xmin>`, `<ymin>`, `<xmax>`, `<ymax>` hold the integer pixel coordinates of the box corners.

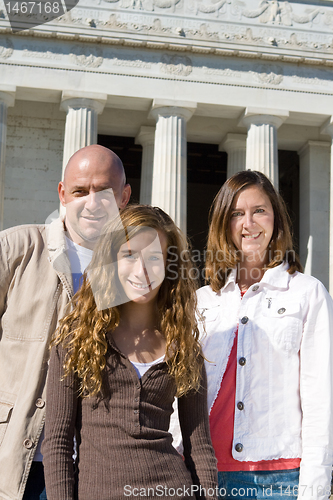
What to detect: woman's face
<box><xmin>117</xmin><ymin>229</ymin><xmax>168</xmax><ymax>305</ymax></box>
<box><xmin>230</xmin><ymin>186</ymin><xmax>274</xmax><ymax>263</ymax></box>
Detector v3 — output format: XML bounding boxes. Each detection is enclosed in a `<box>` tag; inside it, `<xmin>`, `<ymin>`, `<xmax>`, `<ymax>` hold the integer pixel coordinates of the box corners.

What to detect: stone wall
<box><xmin>4</xmin><ymin>101</ymin><xmax>65</xmax><ymax>228</ymax></box>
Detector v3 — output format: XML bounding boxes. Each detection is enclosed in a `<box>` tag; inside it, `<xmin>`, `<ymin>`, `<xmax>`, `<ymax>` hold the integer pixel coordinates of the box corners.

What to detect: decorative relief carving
<box><xmin>195</xmin><ymin>0</ymin><xmax>230</xmax><ymax>17</ymax></box>
<box><xmin>0</xmin><ymin>38</ymin><xmax>13</xmax><ymax>59</ymax></box>
<box><xmin>187</xmin><ymin>23</ymin><xmax>219</xmax><ymax>40</ymax></box>
<box><xmin>242</xmin><ymin>1</ymin><xmax>323</xmax><ymax>27</ymax></box>
<box><xmin>102</xmin><ymin>0</ymin><xmax>181</xmax><ymax>11</ymax></box>
<box><xmin>250</xmin><ymin>64</ymin><xmax>283</xmax><ymax>84</ymax></box>
<box><xmin>70</xmin><ymin>46</ymin><xmax>103</xmax><ymax>67</ymax></box>
<box><xmin>203</xmin><ymin>66</ymin><xmax>241</xmax><ymax>78</ymax></box>
<box><xmin>159</xmin><ymin>54</ymin><xmax>192</xmax><ymax>76</ymax></box>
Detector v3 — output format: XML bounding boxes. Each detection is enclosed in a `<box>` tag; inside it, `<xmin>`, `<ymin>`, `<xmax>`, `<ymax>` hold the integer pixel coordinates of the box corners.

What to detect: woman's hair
<box><xmin>206</xmin><ymin>170</ymin><xmax>302</xmax><ymax>292</ymax></box>
<box><xmin>53</xmin><ymin>204</ymin><xmax>202</xmax><ymax>398</ymax></box>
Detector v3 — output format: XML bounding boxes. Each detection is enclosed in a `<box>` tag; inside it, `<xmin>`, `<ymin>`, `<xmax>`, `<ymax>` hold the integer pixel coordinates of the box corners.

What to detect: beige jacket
<box><xmin>0</xmin><ymin>218</ymin><xmax>73</xmax><ymax>500</ymax></box>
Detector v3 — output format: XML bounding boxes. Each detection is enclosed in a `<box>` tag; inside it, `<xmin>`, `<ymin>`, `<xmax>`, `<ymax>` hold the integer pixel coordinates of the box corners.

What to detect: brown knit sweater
<box><xmin>42</xmin><ymin>334</ymin><xmax>218</xmax><ymax>500</ymax></box>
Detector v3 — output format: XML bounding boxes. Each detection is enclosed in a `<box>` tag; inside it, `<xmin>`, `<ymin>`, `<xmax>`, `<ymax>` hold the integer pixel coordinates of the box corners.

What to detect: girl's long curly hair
<box><xmin>53</xmin><ymin>204</ymin><xmax>202</xmax><ymax>399</ymax></box>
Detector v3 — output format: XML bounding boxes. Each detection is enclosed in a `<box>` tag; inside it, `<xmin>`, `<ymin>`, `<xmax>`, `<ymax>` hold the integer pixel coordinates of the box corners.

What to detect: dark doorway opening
<box><xmin>187</xmin><ymin>142</ymin><xmax>227</xmax><ymax>276</ymax></box>
<box><xmin>278</xmin><ymin>150</ymin><xmax>300</xmax><ymax>253</ymax></box>
<box><xmin>98</xmin><ymin>135</ymin><xmax>142</xmax><ymax>203</ymax></box>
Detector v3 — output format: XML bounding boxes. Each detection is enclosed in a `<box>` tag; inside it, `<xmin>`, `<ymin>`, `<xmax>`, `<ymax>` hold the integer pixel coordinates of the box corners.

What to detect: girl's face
<box><xmin>117</xmin><ymin>229</ymin><xmax>168</xmax><ymax>305</ymax></box>
<box><xmin>230</xmin><ymin>186</ymin><xmax>274</xmax><ymax>263</ymax></box>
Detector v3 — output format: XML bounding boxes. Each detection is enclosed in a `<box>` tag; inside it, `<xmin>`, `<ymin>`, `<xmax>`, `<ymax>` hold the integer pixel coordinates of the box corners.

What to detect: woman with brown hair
<box><xmin>42</xmin><ymin>205</ymin><xmax>218</xmax><ymax>500</ymax></box>
<box><xmin>199</xmin><ymin>171</ymin><xmax>333</xmax><ymax>499</ymax></box>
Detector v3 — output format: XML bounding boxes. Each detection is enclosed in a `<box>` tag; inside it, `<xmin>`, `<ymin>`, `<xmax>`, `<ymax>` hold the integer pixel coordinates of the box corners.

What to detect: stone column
<box><xmin>320</xmin><ymin>118</ymin><xmax>333</xmax><ymax>294</ymax></box>
<box><xmin>149</xmin><ymin>99</ymin><xmax>197</xmax><ymax>233</ymax></box>
<box><xmin>239</xmin><ymin>107</ymin><xmax>289</xmax><ymax>188</ymax></box>
<box><xmin>0</xmin><ymin>87</ymin><xmax>15</xmax><ymax>230</ymax></box>
<box><xmin>219</xmin><ymin>133</ymin><xmax>247</xmax><ymax>178</ymax></box>
<box><xmin>298</xmin><ymin>141</ymin><xmax>330</xmax><ymax>289</ymax></box>
<box><xmin>60</xmin><ymin>91</ymin><xmax>107</xmax><ymax>179</ymax></box>
<box><xmin>135</xmin><ymin>126</ymin><xmax>155</xmax><ymax>205</ymax></box>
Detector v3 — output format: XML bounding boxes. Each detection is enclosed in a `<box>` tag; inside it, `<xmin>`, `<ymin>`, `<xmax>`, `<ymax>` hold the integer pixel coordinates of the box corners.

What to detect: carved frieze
<box><xmin>102</xmin><ymin>0</ymin><xmax>181</xmax><ymax>11</ymax></box>
<box><xmin>0</xmin><ymin>37</ymin><xmax>13</xmax><ymax>59</ymax></box>
<box><xmin>242</xmin><ymin>0</ymin><xmax>323</xmax><ymax>26</ymax></box>
<box><xmin>250</xmin><ymin>64</ymin><xmax>283</xmax><ymax>85</ymax></box>
<box><xmin>70</xmin><ymin>45</ymin><xmax>103</xmax><ymax>67</ymax></box>
<box><xmin>194</xmin><ymin>0</ymin><xmax>230</xmax><ymax>17</ymax></box>
<box><xmin>159</xmin><ymin>54</ymin><xmax>192</xmax><ymax>75</ymax></box>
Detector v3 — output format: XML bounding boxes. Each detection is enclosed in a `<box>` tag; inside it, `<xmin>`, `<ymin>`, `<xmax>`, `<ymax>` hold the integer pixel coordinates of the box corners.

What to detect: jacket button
<box><xmin>278</xmin><ymin>308</ymin><xmax>286</xmax><ymax>314</ymax></box>
<box><xmin>134</xmin><ymin>409</ymin><xmax>139</xmax><ymax>414</ymax></box>
<box><xmin>23</xmin><ymin>439</ymin><xmax>34</xmax><ymax>449</ymax></box>
<box><xmin>252</xmin><ymin>285</ymin><xmax>259</xmax><ymax>291</ymax></box>
<box><xmin>235</xmin><ymin>443</ymin><xmax>243</xmax><ymax>452</ymax></box>
<box><xmin>237</xmin><ymin>401</ymin><xmax>244</xmax><ymax>411</ymax></box>
<box><xmin>241</xmin><ymin>316</ymin><xmax>248</xmax><ymax>324</ymax></box>
<box><xmin>239</xmin><ymin>357</ymin><xmax>246</xmax><ymax>366</ymax></box>
<box><xmin>35</xmin><ymin>398</ymin><xmax>45</xmax><ymax>408</ymax></box>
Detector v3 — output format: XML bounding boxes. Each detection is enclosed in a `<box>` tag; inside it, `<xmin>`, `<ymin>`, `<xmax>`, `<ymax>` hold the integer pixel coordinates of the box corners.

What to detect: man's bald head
<box><xmin>63</xmin><ymin>145</ymin><xmax>126</xmax><ymax>189</ymax></box>
<box><xmin>58</xmin><ymin>144</ymin><xmax>131</xmax><ymax>248</ymax></box>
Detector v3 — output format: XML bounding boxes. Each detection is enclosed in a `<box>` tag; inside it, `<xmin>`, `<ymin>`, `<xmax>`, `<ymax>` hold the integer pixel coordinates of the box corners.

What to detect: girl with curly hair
<box><xmin>42</xmin><ymin>204</ymin><xmax>218</xmax><ymax>500</ymax></box>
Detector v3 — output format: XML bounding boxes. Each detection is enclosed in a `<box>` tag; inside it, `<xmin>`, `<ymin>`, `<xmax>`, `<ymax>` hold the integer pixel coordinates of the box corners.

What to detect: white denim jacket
<box><xmin>197</xmin><ymin>263</ymin><xmax>333</xmax><ymax>500</ymax></box>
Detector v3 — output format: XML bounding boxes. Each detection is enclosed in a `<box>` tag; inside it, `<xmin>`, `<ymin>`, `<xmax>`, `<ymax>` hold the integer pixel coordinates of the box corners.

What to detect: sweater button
<box><xmin>237</xmin><ymin>401</ymin><xmax>244</xmax><ymax>411</ymax></box>
<box><xmin>35</xmin><ymin>398</ymin><xmax>45</xmax><ymax>408</ymax></box>
<box><xmin>134</xmin><ymin>409</ymin><xmax>139</xmax><ymax>414</ymax></box>
<box><xmin>23</xmin><ymin>439</ymin><xmax>34</xmax><ymax>449</ymax></box>
<box><xmin>239</xmin><ymin>357</ymin><xmax>246</xmax><ymax>366</ymax></box>
<box><xmin>241</xmin><ymin>316</ymin><xmax>248</xmax><ymax>324</ymax></box>
<box><xmin>235</xmin><ymin>443</ymin><xmax>243</xmax><ymax>453</ymax></box>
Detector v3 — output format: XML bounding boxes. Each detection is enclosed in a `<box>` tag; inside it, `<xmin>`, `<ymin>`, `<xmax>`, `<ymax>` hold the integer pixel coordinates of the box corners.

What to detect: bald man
<box><xmin>0</xmin><ymin>145</ymin><xmax>131</xmax><ymax>500</ymax></box>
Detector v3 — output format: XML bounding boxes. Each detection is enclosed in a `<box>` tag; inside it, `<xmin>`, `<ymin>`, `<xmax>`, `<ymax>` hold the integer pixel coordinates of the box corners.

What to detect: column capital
<box><xmin>0</xmin><ymin>85</ymin><xmax>16</xmax><ymax>107</ymax></box>
<box><xmin>219</xmin><ymin>133</ymin><xmax>247</xmax><ymax>152</ymax></box>
<box><xmin>149</xmin><ymin>99</ymin><xmax>197</xmax><ymax>122</ymax></box>
<box><xmin>135</xmin><ymin>126</ymin><xmax>155</xmax><ymax>146</ymax></box>
<box><xmin>298</xmin><ymin>140</ymin><xmax>331</xmax><ymax>157</ymax></box>
<box><xmin>320</xmin><ymin>117</ymin><xmax>333</xmax><ymax>137</ymax></box>
<box><xmin>60</xmin><ymin>91</ymin><xmax>107</xmax><ymax>115</ymax></box>
<box><xmin>238</xmin><ymin>107</ymin><xmax>289</xmax><ymax>129</ymax></box>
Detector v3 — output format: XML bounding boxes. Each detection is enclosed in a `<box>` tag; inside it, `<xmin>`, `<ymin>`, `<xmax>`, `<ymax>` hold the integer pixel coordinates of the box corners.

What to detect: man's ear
<box><xmin>58</xmin><ymin>182</ymin><xmax>66</xmax><ymax>207</ymax></box>
<box><xmin>119</xmin><ymin>184</ymin><xmax>131</xmax><ymax>209</ymax></box>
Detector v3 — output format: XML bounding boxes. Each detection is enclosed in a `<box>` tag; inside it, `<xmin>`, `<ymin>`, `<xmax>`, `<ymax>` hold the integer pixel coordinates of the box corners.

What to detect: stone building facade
<box><xmin>0</xmin><ymin>0</ymin><xmax>332</xmax><ymax>289</ymax></box>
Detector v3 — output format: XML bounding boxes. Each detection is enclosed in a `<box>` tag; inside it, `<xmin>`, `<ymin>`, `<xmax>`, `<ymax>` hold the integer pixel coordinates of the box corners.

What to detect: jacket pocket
<box><xmin>262</xmin><ymin>300</ymin><xmax>302</xmax><ymax>353</ymax></box>
<box><xmin>0</xmin><ymin>401</ymin><xmax>14</xmax><ymax>447</ymax></box>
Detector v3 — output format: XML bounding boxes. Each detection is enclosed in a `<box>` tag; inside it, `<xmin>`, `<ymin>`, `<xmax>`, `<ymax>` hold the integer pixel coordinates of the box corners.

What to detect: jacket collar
<box><xmin>222</xmin><ymin>262</ymin><xmax>291</xmax><ymax>292</ymax></box>
<box><xmin>46</xmin><ymin>218</ymin><xmax>73</xmax><ymax>296</ymax></box>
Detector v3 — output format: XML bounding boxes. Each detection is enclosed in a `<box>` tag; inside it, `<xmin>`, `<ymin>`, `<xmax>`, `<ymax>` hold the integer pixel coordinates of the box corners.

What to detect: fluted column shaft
<box><xmin>298</xmin><ymin>141</ymin><xmax>330</xmax><ymax>289</ymax></box>
<box><xmin>0</xmin><ymin>89</ymin><xmax>15</xmax><ymax>230</ymax></box>
<box><xmin>60</xmin><ymin>91</ymin><xmax>107</xmax><ymax>179</ymax></box>
<box><xmin>135</xmin><ymin>126</ymin><xmax>155</xmax><ymax>205</ymax></box>
<box><xmin>239</xmin><ymin>108</ymin><xmax>288</xmax><ymax>188</ymax></box>
<box><xmin>149</xmin><ymin>101</ymin><xmax>196</xmax><ymax>233</ymax></box>
<box><xmin>220</xmin><ymin>133</ymin><xmax>246</xmax><ymax>178</ymax></box>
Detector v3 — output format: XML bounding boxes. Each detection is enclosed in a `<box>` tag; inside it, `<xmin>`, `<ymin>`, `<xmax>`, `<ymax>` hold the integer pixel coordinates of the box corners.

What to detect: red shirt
<box><xmin>209</xmin><ymin>292</ymin><xmax>300</xmax><ymax>471</ymax></box>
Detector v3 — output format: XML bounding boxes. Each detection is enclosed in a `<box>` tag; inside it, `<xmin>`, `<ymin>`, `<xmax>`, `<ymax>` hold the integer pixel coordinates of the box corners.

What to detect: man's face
<box><xmin>58</xmin><ymin>154</ymin><xmax>130</xmax><ymax>249</ymax></box>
